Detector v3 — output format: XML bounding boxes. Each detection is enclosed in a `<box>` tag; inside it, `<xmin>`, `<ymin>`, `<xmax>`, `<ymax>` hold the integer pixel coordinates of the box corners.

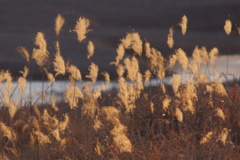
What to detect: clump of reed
<box><xmin>0</xmin><ymin>14</ymin><xmax>239</xmax><ymax>160</ymax></box>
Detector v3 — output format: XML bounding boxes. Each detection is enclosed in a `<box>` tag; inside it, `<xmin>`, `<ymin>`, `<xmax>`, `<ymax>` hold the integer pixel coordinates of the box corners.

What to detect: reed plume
<box><xmin>200</xmin><ymin>131</ymin><xmax>213</xmax><ymax>144</ymax></box>
<box><xmin>55</xmin><ymin>14</ymin><xmax>65</xmax><ymax>36</ymax></box>
<box><xmin>67</xmin><ymin>64</ymin><xmax>82</xmax><ymax>81</ymax></box>
<box><xmin>209</xmin><ymin>47</ymin><xmax>219</xmax><ymax>65</ymax></box>
<box><xmin>224</xmin><ymin>19</ymin><xmax>232</xmax><ymax>36</ymax></box>
<box><xmin>176</xmin><ymin>48</ymin><xmax>188</xmax><ymax>71</ymax></box>
<box><xmin>86</xmin><ymin>62</ymin><xmax>99</xmax><ymax>84</ymax></box>
<box><xmin>167</xmin><ymin>27</ymin><xmax>174</xmax><ymax>49</ymax></box>
<box><xmin>74</xmin><ymin>17</ymin><xmax>90</xmax><ymax>43</ymax></box>
<box><xmin>179</xmin><ymin>15</ymin><xmax>188</xmax><ymax>35</ymax></box>
<box><xmin>32</xmin><ymin>32</ymin><xmax>49</xmax><ymax>67</ymax></box>
<box><xmin>17</xmin><ymin>46</ymin><xmax>30</xmax><ymax>63</ymax></box>
<box><xmin>87</xmin><ymin>41</ymin><xmax>94</xmax><ymax>59</ymax></box>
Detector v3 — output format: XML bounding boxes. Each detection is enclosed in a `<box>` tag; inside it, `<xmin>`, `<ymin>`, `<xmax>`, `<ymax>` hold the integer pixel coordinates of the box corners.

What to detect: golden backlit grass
<box><xmin>0</xmin><ymin>15</ymin><xmax>240</xmax><ymax>159</ymax></box>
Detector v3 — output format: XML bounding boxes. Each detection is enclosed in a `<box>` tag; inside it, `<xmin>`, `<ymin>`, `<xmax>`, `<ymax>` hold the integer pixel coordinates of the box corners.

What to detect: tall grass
<box><xmin>0</xmin><ymin>14</ymin><xmax>239</xmax><ymax>160</ymax></box>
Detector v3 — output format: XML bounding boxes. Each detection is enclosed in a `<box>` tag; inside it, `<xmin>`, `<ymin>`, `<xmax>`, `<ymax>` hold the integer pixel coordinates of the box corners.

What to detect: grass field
<box><xmin>0</xmin><ymin>14</ymin><xmax>240</xmax><ymax>159</ymax></box>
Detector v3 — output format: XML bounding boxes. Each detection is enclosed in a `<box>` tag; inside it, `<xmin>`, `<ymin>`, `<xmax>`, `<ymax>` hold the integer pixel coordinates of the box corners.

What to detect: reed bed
<box><xmin>0</xmin><ymin>14</ymin><xmax>240</xmax><ymax>160</ymax></box>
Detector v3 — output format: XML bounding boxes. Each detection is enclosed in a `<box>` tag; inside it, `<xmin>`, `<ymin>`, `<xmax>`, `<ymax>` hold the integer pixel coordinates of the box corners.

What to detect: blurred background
<box><xmin>1</xmin><ymin>0</ymin><xmax>240</xmax><ymax>80</ymax></box>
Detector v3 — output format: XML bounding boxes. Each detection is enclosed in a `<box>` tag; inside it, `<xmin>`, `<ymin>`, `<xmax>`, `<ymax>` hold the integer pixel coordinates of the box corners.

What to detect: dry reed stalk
<box><xmin>117</xmin><ymin>77</ymin><xmax>129</xmax><ymax>109</ymax></box>
<box><xmin>32</xmin><ymin>32</ymin><xmax>49</xmax><ymax>67</ymax></box>
<box><xmin>67</xmin><ymin>64</ymin><xmax>82</xmax><ymax>81</ymax></box>
<box><xmin>74</xmin><ymin>17</ymin><xmax>90</xmax><ymax>43</ymax></box>
<box><xmin>148</xmin><ymin>48</ymin><xmax>165</xmax><ymax>79</ymax></box>
<box><xmin>144</xmin><ymin>70</ymin><xmax>151</xmax><ymax>86</ymax></box>
<box><xmin>34</xmin><ymin>131</ymin><xmax>51</xmax><ymax>145</ymax></box>
<box><xmin>18</xmin><ymin>77</ymin><xmax>26</xmax><ymax>95</ymax></box>
<box><xmin>121</xmin><ymin>33</ymin><xmax>132</xmax><ymax>49</ymax></box>
<box><xmin>93</xmin><ymin>117</ymin><xmax>103</xmax><ymax>131</ymax></box>
<box><xmin>112</xmin><ymin>43</ymin><xmax>125</xmax><ymax>66</ymax></box>
<box><xmin>9</xmin><ymin>101</ymin><xmax>17</xmax><ymax>119</ymax></box>
<box><xmin>175</xmin><ymin>107</ymin><xmax>183</xmax><ymax>123</ymax></box>
<box><xmin>102</xmin><ymin>72</ymin><xmax>110</xmax><ymax>86</ymax></box>
<box><xmin>20</xmin><ymin>66</ymin><xmax>29</xmax><ymax>78</ymax></box>
<box><xmin>218</xmin><ymin>128</ymin><xmax>229</xmax><ymax>145</ymax></box>
<box><xmin>209</xmin><ymin>47</ymin><xmax>219</xmax><ymax>65</ymax></box>
<box><xmin>58</xmin><ymin>114</ymin><xmax>69</xmax><ymax>131</ymax></box>
<box><xmin>211</xmin><ymin>74</ymin><xmax>228</xmax><ymax>97</ymax></box>
<box><xmin>86</xmin><ymin>62</ymin><xmax>99</xmax><ymax>84</ymax></box>
<box><xmin>200</xmin><ymin>131</ymin><xmax>213</xmax><ymax>144</ymax></box>
<box><xmin>53</xmin><ymin>54</ymin><xmax>66</xmax><ymax>76</ymax></box>
<box><xmin>17</xmin><ymin>46</ymin><xmax>30</xmax><ymax>63</ymax></box>
<box><xmin>176</xmin><ymin>48</ymin><xmax>188</xmax><ymax>71</ymax></box>
<box><xmin>215</xmin><ymin>107</ymin><xmax>225</xmax><ymax>121</ymax></box>
<box><xmin>167</xmin><ymin>27</ymin><xmax>174</xmax><ymax>49</ymax></box>
<box><xmin>224</xmin><ymin>19</ymin><xmax>232</xmax><ymax>36</ymax></box>
<box><xmin>163</xmin><ymin>96</ymin><xmax>171</xmax><ymax>111</ymax></box>
<box><xmin>116</xmin><ymin>64</ymin><xmax>125</xmax><ymax>77</ymax></box>
<box><xmin>192</xmin><ymin>46</ymin><xmax>202</xmax><ymax>68</ymax></box>
<box><xmin>65</xmin><ymin>77</ymin><xmax>83</xmax><ymax>108</ymax></box>
<box><xmin>179</xmin><ymin>15</ymin><xmax>188</xmax><ymax>35</ymax></box>
<box><xmin>144</xmin><ymin>41</ymin><xmax>151</xmax><ymax>58</ymax></box>
<box><xmin>2</xmin><ymin>91</ymin><xmax>10</xmax><ymax>107</ymax></box>
<box><xmin>0</xmin><ymin>122</ymin><xmax>17</xmax><ymax>141</ymax></box>
<box><xmin>44</xmin><ymin>69</ymin><xmax>55</xmax><ymax>86</ymax></box>
<box><xmin>134</xmin><ymin>72</ymin><xmax>144</xmax><ymax>97</ymax></box>
<box><xmin>131</xmin><ymin>32</ymin><xmax>142</xmax><ymax>56</ymax></box>
<box><xmin>124</xmin><ymin>57</ymin><xmax>139</xmax><ymax>82</ymax></box>
<box><xmin>55</xmin><ymin>14</ymin><xmax>65</xmax><ymax>36</ymax></box>
<box><xmin>172</xmin><ymin>74</ymin><xmax>181</xmax><ymax>95</ymax></box>
<box><xmin>3</xmin><ymin>71</ymin><xmax>13</xmax><ymax>95</ymax></box>
<box><xmin>51</xmin><ymin>95</ymin><xmax>59</xmax><ymax>111</ymax></box>
<box><xmin>199</xmin><ymin>46</ymin><xmax>209</xmax><ymax>64</ymax></box>
<box><xmin>87</xmin><ymin>41</ymin><xmax>94</xmax><ymax>59</ymax></box>
<box><xmin>168</xmin><ymin>54</ymin><xmax>177</xmax><ymax>70</ymax></box>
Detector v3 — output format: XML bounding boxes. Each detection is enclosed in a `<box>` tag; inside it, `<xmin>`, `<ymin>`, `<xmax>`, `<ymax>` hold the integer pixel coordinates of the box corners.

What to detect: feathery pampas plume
<box><xmin>215</xmin><ymin>107</ymin><xmax>225</xmax><ymax>121</ymax></box>
<box><xmin>200</xmin><ymin>131</ymin><xmax>213</xmax><ymax>144</ymax></box>
<box><xmin>144</xmin><ymin>70</ymin><xmax>151</xmax><ymax>86</ymax></box>
<box><xmin>179</xmin><ymin>15</ymin><xmax>188</xmax><ymax>35</ymax></box>
<box><xmin>65</xmin><ymin>77</ymin><xmax>83</xmax><ymax>108</ymax></box>
<box><xmin>192</xmin><ymin>46</ymin><xmax>202</xmax><ymax>68</ymax></box>
<box><xmin>55</xmin><ymin>14</ymin><xmax>65</xmax><ymax>36</ymax></box>
<box><xmin>17</xmin><ymin>47</ymin><xmax>30</xmax><ymax>63</ymax></box>
<box><xmin>218</xmin><ymin>128</ymin><xmax>229</xmax><ymax>146</ymax></box>
<box><xmin>115</xmin><ymin>43</ymin><xmax>125</xmax><ymax>66</ymax></box>
<box><xmin>131</xmin><ymin>32</ymin><xmax>142</xmax><ymax>56</ymax></box>
<box><xmin>74</xmin><ymin>17</ymin><xmax>90</xmax><ymax>43</ymax></box>
<box><xmin>121</xmin><ymin>32</ymin><xmax>142</xmax><ymax>56</ymax></box>
<box><xmin>87</xmin><ymin>41</ymin><xmax>94</xmax><ymax>59</ymax></box>
<box><xmin>172</xmin><ymin>74</ymin><xmax>181</xmax><ymax>95</ymax></box>
<box><xmin>19</xmin><ymin>66</ymin><xmax>29</xmax><ymax>78</ymax></box>
<box><xmin>102</xmin><ymin>72</ymin><xmax>110</xmax><ymax>86</ymax></box>
<box><xmin>175</xmin><ymin>107</ymin><xmax>183</xmax><ymax>123</ymax></box>
<box><xmin>116</xmin><ymin>64</ymin><xmax>125</xmax><ymax>77</ymax></box>
<box><xmin>167</xmin><ymin>27</ymin><xmax>174</xmax><ymax>49</ymax></box>
<box><xmin>44</xmin><ymin>69</ymin><xmax>55</xmax><ymax>85</ymax></box>
<box><xmin>18</xmin><ymin>77</ymin><xmax>26</xmax><ymax>95</ymax></box>
<box><xmin>199</xmin><ymin>46</ymin><xmax>209</xmax><ymax>64</ymax></box>
<box><xmin>86</xmin><ymin>62</ymin><xmax>99</xmax><ymax>84</ymax></box>
<box><xmin>224</xmin><ymin>19</ymin><xmax>232</xmax><ymax>36</ymax></box>
<box><xmin>32</xmin><ymin>32</ymin><xmax>49</xmax><ymax>67</ymax></box>
<box><xmin>209</xmin><ymin>47</ymin><xmax>219</xmax><ymax>65</ymax></box>
<box><xmin>124</xmin><ymin>57</ymin><xmax>139</xmax><ymax>82</ymax></box>
<box><xmin>176</xmin><ymin>48</ymin><xmax>188</xmax><ymax>71</ymax></box>
<box><xmin>144</xmin><ymin>41</ymin><xmax>151</xmax><ymax>58</ymax></box>
<box><xmin>168</xmin><ymin>54</ymin><xmax>177</xmax><ymax>70</ymax></box>
<box><xmin>67</xmin><ymin>64</ymin><xmax>82</xmax><ymax>81</ymax></box>
<box><xmin>4</xmin><ymin>71</ymin><xmax>13</xmax><ymax>95</ymax></box>
<box><xmin>54</xmin><ymin>54</ymin><xmax>65</xmax><ymax>76</ymax></box>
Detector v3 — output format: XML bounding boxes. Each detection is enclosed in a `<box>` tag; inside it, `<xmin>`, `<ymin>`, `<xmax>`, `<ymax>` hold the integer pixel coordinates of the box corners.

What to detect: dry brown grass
<box><xmin>0</xmin><ymin>14</ymin><xmax>240</xmax><ymax>160</ymax></box>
